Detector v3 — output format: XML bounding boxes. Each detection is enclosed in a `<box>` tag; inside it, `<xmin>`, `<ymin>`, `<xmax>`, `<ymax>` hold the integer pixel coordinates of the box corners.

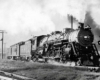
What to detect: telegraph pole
<box><xmin>2</xmin><ymin>32</ymin><xmax>3</xmax><ymax>59</ymax></box>
<box><xmin>71</xmin><ymin>15</ymin><xmax>73</xmax><ymax>29</ymax></box>
<box><xmin>0</xmin><ymin>30</ymin><xmax>6</xmax><ymax>59</ymax></box>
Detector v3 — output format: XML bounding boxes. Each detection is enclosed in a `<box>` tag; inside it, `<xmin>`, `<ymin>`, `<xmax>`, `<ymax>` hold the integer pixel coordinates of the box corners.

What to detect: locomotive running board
<box><xmin>0</xmin><ymin>70</ymin><xmax>35</xmax><ymax>80</ymax></box>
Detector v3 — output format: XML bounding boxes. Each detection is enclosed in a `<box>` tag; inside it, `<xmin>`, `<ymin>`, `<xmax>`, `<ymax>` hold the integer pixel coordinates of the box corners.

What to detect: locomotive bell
<box><xmin>84</xmin><ymin>36</ymin><xmax>90</xmax><ymax>39</ymax></box>
<box><xmin>79</xmin><ymin>22</ymin><xmax>84</xmax><ymax>28</ymax></box>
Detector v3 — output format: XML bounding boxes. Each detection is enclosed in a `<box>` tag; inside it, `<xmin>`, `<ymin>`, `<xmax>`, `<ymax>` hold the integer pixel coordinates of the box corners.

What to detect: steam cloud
<box><xmin>0</xmin><ymin>0</ymin><xmax>100</xmax><ymax>35</ymax></box>
<box><xmin>0</xmin><ymin>0</ymin><xmax>55</xmax><ymax>35</ymax></box>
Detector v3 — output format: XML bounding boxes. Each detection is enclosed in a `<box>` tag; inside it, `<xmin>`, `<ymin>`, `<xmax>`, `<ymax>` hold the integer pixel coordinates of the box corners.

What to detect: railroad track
<box><xmin>46</xmin><ymin>60</ymin><xmax>100</xmax><ymax>72</ymax></box>
<box><xmin>0</xmin><ymin>70</ymin><xmax>35</xmax><ymax>80</ymax></box>
<box><xmin>72</xmin><ymin>66</ymin><xmax>100</xmax><ymax>72</ymax></box>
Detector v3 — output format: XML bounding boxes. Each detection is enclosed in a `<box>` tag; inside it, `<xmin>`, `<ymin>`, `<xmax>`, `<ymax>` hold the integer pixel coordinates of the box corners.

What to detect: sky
<box><xmin>0</xmin><ymin>0</ymin><xmax>100</xmax><ymax>48</ymax></box>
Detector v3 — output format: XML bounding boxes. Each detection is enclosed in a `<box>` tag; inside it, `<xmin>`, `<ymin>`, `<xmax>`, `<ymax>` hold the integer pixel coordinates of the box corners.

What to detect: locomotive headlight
<box><xmin>90</xmin><ymin>56</ymin><xmax>93</xmax><ymax>60</ymax></box>
<box><xmin>84</xmin><ymin>36</ymin><xmax>88</xmax><ymax>38</ymax></box>
<box><xmin>84</xmin><ymin>36</ymin><xmax>90</xmax><ymax>39</ymax></box>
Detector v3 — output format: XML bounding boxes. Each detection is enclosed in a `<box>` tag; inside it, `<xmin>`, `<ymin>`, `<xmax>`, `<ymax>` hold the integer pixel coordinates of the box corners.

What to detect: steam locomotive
<box><xmin>8</xmin><ymin>22</ymin><xmax>100</xmax><ymax>67</ymax></box>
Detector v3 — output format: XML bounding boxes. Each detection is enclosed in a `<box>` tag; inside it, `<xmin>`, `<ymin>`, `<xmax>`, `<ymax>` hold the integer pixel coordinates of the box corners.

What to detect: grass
<box><xmin>0</xmin><ymin>59</ymin><xmax>99</xmax><ymax>80</ymax></box>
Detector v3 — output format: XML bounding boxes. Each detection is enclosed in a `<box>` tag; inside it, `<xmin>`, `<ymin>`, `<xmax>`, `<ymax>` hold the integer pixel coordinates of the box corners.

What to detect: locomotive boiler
<box><xmin>33</xmin><ymin>22</ymin><xmax>100</xmax><ymax>66</ymax></box>
<box><xmin>65</xmin><ymin>23</ymin><xmax>93</xmax><ymax>46</ymax></box>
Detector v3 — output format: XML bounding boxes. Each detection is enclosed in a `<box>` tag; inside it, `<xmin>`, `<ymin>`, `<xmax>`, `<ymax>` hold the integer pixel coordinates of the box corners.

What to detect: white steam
<box><xmin>44</xmin><ymin>0</ymin><xmax>88</xmax><ymax>22</ymax></box>
<box><xmin>0</xmin><ymin>0</ymin><xmax>55</xmax><ymax>35</ymax></box>
<box><xmin>44</xmin><ymin>0</ymin><xmax>100</xmax><ymax>28</ymax></box>
<box><xmin>0</xmin><ymin>0</ymin><xmax>100</xmax><ymax>35</ymax></box>
<box><xmin>48</xmin><ymin>60</ymin><xmax>76</xmax><ymax>67</ymax></box>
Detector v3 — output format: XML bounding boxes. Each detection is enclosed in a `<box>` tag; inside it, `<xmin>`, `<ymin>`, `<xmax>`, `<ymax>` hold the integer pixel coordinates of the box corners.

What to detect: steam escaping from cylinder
<box><xmin>48</xmin><ymin>60</ymin><xmax>76</xmax><ymax>67</ymax></box>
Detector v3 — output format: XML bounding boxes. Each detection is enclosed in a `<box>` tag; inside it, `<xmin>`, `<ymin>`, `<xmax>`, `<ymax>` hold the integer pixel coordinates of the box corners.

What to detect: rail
<box><xmin>0</xmin><ymin>70</ymin><xmax>36</xmax><ymax>80</ymax></box>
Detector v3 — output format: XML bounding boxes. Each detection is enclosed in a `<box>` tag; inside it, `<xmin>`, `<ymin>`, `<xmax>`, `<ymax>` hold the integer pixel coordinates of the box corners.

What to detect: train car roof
<box><xmin>10</xmin><ymin>35</ymin><xmax>47</xmax><ymax>47</ymax></box>
<box><xmin>32</xmin><ymin>35</ymin><xmax>46</xmax><ymax>39</ymax></box>
<box><xmin>51</xmin><ymin>31</ymin><xmax>62</xmax><ymax>35</ymax></box>
<box><xmin>10</xmin><ymin>41</ymin><xmax>25</xmax><ymax>47</ymax></box>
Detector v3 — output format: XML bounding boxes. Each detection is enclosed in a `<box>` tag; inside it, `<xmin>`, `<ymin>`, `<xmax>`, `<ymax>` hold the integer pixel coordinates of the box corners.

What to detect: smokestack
<box><xmin>71</xmin><ymin>16</ymin><xmax>73</xmax><ymax>29</ymax></box>
<box><xmin>79</xmin><ymin>22</ymin><xmax>84</xmax><ymax>29</ymax></box>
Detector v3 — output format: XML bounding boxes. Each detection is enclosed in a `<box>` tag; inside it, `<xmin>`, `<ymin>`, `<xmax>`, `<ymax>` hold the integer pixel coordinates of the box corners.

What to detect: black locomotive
<box><xmin>8</xmin><ymin>22</ymin><xmax>100</xmax><ymax>67</ymax></box>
